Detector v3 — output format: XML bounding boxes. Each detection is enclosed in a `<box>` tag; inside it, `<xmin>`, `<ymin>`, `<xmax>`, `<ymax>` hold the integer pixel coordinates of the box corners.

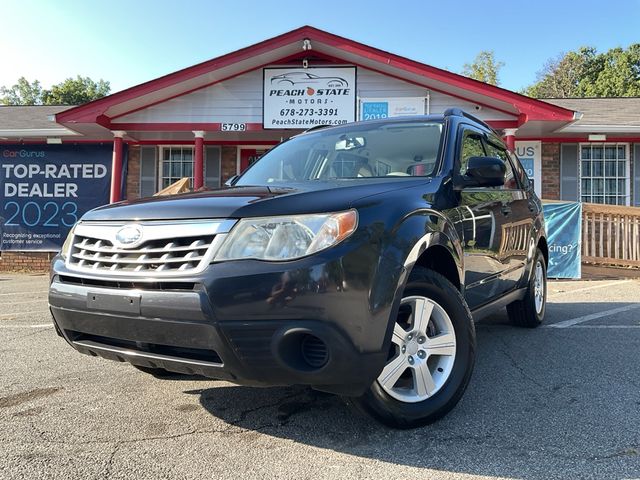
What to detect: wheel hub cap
<box><xmin>406</xmin><ymin>340</ymin><xmax>419</xmax><ymax>356</ymax></box>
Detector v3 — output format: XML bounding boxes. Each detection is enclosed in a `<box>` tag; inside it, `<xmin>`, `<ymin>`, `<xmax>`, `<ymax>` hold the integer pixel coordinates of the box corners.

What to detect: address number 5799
<box><xmin>221</xmin><ymin>123</ymin><xmax>247</xmax><ymax>132</ymax></box>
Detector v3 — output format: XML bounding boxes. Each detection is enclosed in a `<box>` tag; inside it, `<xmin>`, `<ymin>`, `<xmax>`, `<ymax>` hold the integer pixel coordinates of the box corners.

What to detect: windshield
<box><xmin>236</xmin><ymin>121</ymin><xmax>443</xmax><ymax>185</ymax></box>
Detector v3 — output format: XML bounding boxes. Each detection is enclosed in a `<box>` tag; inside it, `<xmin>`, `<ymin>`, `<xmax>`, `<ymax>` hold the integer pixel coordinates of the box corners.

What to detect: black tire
<box><xmin>348</xmin><ymin>267</ymin><xmax>476</xmax><ymax>429</ymax></box>
<box><xmin>507</xmin><ymin>248</ymin><xmax>547</xmax><ymax>328</ymax></box>
<box><xmin>132</xmin><ymin>365</ymin><xmax>176</xmax><ymax>378</ymax></box>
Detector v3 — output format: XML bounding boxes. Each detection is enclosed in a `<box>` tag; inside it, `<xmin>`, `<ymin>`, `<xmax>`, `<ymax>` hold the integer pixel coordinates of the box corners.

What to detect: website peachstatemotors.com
<box><xmin>270</xmin><ymin>118</ymin><xmax>348</xmax><ymax>126</ymax></box>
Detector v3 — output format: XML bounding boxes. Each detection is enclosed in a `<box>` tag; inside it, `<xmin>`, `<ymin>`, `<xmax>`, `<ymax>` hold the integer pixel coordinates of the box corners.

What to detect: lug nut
<box><xmin>418</xmin><ymin>336</ymin><xmax>426</xmax><ymax>344</ymax></box>
<box><xmin>417</xmin><ymin>350</ymin><xmax>426</xmax><ymax>359</ymax></box>
<box><xmin>407</xmin><ymin>333</ymin><xmax>413</xmax><ymax>340</ymax></box>
<box><xmin>401</xmin><ymin>345</ymin><xmax>406</xmax><ymax>354</ymax></box>
<box><xmin>408</xmin><ymin>355</ymin><xmax>414</xmax><ymax>365</ymax></box>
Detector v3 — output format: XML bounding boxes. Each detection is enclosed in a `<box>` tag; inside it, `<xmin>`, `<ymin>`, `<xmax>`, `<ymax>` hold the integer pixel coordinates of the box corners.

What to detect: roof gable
<box><xmin>56</xmin><ymin>26</ymin><xmax>575</xmax><ymax>128</ymax></box>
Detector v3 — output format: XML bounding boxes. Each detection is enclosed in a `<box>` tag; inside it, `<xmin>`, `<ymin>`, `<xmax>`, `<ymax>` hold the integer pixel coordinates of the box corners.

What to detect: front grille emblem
<box><xmin>115</xmin><ymin>225</ymin><xmax>143</xmax><ymax>247</ymax></box>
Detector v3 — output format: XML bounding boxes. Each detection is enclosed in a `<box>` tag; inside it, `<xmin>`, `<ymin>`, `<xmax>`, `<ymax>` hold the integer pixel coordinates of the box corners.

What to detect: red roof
<box><xmin>56</xmin><ymin>26</ymin><xmax>575</xmax><ymax>127</ymax></box>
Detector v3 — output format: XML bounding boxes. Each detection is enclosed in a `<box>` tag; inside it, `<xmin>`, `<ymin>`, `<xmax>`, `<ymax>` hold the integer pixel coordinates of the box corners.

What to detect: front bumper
<box><xmin>49</xmin><ymin>249</ymin><xmax>392</xmax><ymax>396</ymax></box>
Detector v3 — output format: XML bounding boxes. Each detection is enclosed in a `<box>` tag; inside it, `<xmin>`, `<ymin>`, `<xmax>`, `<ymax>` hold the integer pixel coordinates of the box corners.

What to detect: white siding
<box><xmin>357</xmin><ymin>69</ymin><xmax>428</xmax><ymax>98</ymax></box>
<box><xmin>116</xmin><ymin>67</ymin><xmax>517</xmax><ymax>123</ymax></box>
<box><xmin>428</xmin><ymin>91</ymin><xmax>516</xmax><ymax>121</ymax></box>
<box><xmin>117</xmin><ymin>70</ymin><xmax>264</xmax><ymax>123</ymax></box>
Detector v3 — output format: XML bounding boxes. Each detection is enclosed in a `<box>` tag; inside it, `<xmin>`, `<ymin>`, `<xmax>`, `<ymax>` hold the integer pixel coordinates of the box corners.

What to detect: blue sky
<box><xmin>1</xmin><ymin>0</ymin><xmax>639</xmax><ymax>94</ymax></box>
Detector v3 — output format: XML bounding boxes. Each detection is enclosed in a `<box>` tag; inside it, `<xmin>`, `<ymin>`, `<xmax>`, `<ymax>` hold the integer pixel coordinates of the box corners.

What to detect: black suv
<box><xmin>49</xmin><ymin>109</ymin><xmax>547</xmax><ymax>428</ymax></box>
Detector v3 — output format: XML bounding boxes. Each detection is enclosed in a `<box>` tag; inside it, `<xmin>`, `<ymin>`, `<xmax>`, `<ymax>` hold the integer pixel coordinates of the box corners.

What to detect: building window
<box><xmin>160</xmin><ymin>146</ymin><xmax>194</xmax><ymax>189</ymax></box>
<box><xmin>580</xmin><ymin>144</ymin><xmax>629</xmax><ymax>205</ymax></box>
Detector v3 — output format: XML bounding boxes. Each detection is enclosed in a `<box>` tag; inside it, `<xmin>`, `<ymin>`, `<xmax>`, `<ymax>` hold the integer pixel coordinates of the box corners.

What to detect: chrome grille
<box><xmin>66</xmin><ymin>220</ymin><xmax>235</xmax><ymax>277</ymax></box>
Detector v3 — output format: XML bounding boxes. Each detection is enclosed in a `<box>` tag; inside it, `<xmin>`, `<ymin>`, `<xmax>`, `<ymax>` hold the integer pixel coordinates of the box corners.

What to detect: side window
<box><xmin>485</xmin><ymin>141</ymin><xmax>518</xmax><ymax>190</ymax></box>
<box><xmin>459</xmin><ymin>130</ymin><xmax>486</xmax><ymax>175</ymax></box>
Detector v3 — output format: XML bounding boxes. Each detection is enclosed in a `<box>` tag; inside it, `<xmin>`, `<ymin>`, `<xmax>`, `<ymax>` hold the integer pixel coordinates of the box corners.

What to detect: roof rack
<box><xmin>443</xmin><ymin>108</ymin><xmax>493</xmax><ymax>131</ymax></box>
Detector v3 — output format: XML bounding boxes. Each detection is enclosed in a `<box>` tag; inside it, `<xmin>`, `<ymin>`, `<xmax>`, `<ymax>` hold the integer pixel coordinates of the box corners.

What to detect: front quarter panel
<box><xmin>353</xmin><ymin>183</ymin><xmax>464</xmax><ymax>353</ymax></box>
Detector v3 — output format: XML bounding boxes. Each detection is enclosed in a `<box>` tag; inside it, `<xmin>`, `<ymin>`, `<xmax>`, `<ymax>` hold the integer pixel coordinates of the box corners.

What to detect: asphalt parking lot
<box><xmin>1</xmin><ymin>273</ymin><xmax>639</xmax><ymax>480</ymax></box>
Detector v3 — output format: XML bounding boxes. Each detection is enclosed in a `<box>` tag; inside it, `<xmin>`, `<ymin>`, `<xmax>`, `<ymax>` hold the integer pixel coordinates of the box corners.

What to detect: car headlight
<box><xmin>214</xmin><ymin>210</ymin><xmax>358</xmax><ymax>261</ymax></box>
<box><xmin>59</xmin><ymin>224</ymin><xmax>77</xmax><ymax>259</ymax></box>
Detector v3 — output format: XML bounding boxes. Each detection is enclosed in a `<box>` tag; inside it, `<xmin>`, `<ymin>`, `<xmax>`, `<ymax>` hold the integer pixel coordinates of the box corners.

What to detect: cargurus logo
<box><xmin>2</xmin><ymin>149</ymin><xmax>45</xmax><ymax>158</ymax></box>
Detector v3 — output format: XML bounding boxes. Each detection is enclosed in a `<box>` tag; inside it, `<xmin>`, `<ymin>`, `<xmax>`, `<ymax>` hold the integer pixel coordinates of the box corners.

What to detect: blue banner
<box><xmin>542</xmin><ymin>202</ymin><xmax>582</xmax><ymax>279</ymax></box>
<box><xmin>1</xmin><ymin>144</ymin><xmax>112</xmax><ymax>251</ymax></box>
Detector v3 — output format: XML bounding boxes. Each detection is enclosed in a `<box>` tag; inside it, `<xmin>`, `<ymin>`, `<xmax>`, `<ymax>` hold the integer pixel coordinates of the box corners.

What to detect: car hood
<box><xmin>81</xmin><ymin>178</ymin><xmax>433</xmax><ymax>222</ymax></box>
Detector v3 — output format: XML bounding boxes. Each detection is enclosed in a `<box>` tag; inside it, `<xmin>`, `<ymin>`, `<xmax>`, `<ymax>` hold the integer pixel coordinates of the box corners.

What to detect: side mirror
<box><xmin>224</xmin><ymin>175</ymin><xmax>239</xmax><ymax>187</ymax></box>
<box><xmin>460</xmin><ymin>156</ymin><xmax>505</xmax><ymax>188</ymax></box>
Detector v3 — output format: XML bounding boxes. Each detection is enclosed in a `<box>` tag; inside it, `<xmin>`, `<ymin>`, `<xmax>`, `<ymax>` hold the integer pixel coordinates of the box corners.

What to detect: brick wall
<box><xmin>126</xmin><ymin>145</ymin><xmax>141</xmax><ymax>200</ymax></box>
<box><xmin>541</xmin><ymin>142</ymin><xmax>560</xmax><ymax>200</ymax></box>
<box><xmin>221</xmin><ymin>146</ymin><xmax>237</xmax><ymax>183</ymax></box>
<box><xmin>0</xmin><ymin>251</ymin><xmax>54</xmax><ymax>272</ymax></box>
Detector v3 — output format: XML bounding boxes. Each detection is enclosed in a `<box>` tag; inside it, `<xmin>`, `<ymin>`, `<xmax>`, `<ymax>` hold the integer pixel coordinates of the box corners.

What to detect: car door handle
<box><xmin>501</xmin><ymin>205</ymin><xmax>512</xmax><ymax>216</ymax></box>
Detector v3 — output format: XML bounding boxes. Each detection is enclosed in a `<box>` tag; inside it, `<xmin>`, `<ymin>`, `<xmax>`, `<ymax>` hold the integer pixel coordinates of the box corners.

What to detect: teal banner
<box><xmin>542</xmin><ymin>202</ymin><xmax>582</xmax><ymax>279</ymax></box>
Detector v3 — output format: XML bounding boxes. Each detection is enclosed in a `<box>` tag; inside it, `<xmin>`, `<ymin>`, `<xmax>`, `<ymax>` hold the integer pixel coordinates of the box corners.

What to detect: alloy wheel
<box><xmin>377</xmin><ymin>295</ymin><xmax>457</xmax><ymax>403</ymax></box>
<box><xmin>534</xmin><ymin>260</ymin><xmax>545</xmax><ymax>314</ymax></box>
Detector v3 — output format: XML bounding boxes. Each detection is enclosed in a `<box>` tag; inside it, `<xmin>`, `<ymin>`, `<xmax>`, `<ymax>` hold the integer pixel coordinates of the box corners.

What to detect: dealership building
<box><xmin>1</xmin><ymin>26</ymin><xmax>640</xmax><ymax>270</ymax></box>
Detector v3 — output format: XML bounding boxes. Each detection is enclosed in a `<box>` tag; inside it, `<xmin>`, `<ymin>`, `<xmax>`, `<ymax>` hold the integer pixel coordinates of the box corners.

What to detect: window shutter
<box><xmin>560</xmin><ymin>144</ymin><xmax>578</xmax><ymax>201</ymax></box>
<box><xmin>140</xmin><ymin>146</ymin><xmax>157</xmax><ymax>198</ymax></box>
<box><xmin>205</xmin><ymin>147</ymin><xmax>221</xmax><ymax>188</ymax></box>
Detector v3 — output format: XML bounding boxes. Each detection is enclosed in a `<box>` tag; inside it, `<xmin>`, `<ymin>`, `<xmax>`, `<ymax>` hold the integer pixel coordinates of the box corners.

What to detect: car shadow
<box><xmin>183</xmin><ymin>301</ymin><xmax>640</xmax><ymax>479</ymax></box>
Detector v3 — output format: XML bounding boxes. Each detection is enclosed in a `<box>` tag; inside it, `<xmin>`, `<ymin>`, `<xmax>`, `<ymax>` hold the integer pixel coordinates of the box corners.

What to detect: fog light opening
<box><xmin>276</xmin><ymin>331</ymin><xmax>330</xmax><ymax>372</ymax></box>
<box><xmin>300</xmin><ymin>334</ymin><xmax>329</xmax><ymax>369</ymax></box>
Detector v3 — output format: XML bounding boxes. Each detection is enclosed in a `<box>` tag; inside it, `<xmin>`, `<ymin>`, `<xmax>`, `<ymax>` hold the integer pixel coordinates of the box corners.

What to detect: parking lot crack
<box><xmin>34</xmin><ymin>427</ymin><xmax>237</xmax><ymax>447</ymax></box>
<box><xmin>8</xmin><ymin>328</ymin><xmax>52</xmax><ymax>341</ymax></box>
<box><xmin>601</xmin><ymin>445</ymin><xmax>640</xmax><ymax>459</ymax></box>
<box><xmin>495</xmin><ymin>334</ymin><xmax>547</xmax><ymax>390</ymax></box>
<box><xmin>101</xmin><ymin>442</ymin><xmax>121</xmax><ymax>478</ymax></box>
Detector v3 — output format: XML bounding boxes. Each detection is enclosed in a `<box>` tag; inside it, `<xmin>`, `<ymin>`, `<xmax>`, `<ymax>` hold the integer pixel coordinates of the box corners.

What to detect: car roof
<box><xmin>297</xmin><ymin>110</ymin><xmax>496</xmax><ymax>137</ymax></box>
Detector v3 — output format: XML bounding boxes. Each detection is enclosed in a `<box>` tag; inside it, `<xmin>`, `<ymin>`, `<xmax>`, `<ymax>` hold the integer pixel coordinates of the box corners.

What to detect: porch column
<box><xmin>193</xmin><ymin>131</ymin><xmax>205</xmax><ymax>190</ymax></box>
<box><xmin>110</xmin><ymin>131</ymin><xmax>126</xmax><ymax>203</ymax></box>
<box><xmin>503</xmin><ymin>128</ymin><xmax>517</xmax><ymax>153</ymax></box>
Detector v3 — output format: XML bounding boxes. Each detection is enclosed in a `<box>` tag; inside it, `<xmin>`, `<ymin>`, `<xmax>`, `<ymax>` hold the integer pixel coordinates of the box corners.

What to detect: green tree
<box><xmin>525</xmin><ymin>44</ymin><xmax>640</xmax><ymax>98</ymax></box>
<box><xmin>43</xmin><ymin>76</ymin><xmax>110</xmax><ymax>105</ymax></box>
<box><xmin>0</xmin><ymin>75</ymin><xmax>110</xmax><ymax>105</ymax></box>
<box><xmin>0</xmin><ymin>77</ymin><xmax>44</xmax><ymax>105</ymax></box>
<box><xmin>524</xmin><ymin>48</ymin><xmax>595</xmax><ymax>98</ymax></box>
<box><xmin>462</xmin><ymin>51</ymin><xmax>504</xmax><ymax>86</ymax></box>
<box><xmin>580</xmin><ymin>44</ymin><xmax>640</xmax><ymax>97</ymax></box>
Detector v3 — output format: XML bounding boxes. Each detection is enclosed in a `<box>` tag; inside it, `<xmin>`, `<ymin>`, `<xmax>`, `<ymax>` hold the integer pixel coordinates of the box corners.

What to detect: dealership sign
<box><xmin>515</xmin><ymin>141</ymin><xmax>542</xmax><ymax>197</ymax></box>
<box><xmin>0</xmin><ymin>145</ymin><xmax>112</xmax><ymax>251</ymax></box>
<box><xmin>263</xmin><ymin>67</ymin><xmax>356</xmax><ymax>129</ymax></box>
